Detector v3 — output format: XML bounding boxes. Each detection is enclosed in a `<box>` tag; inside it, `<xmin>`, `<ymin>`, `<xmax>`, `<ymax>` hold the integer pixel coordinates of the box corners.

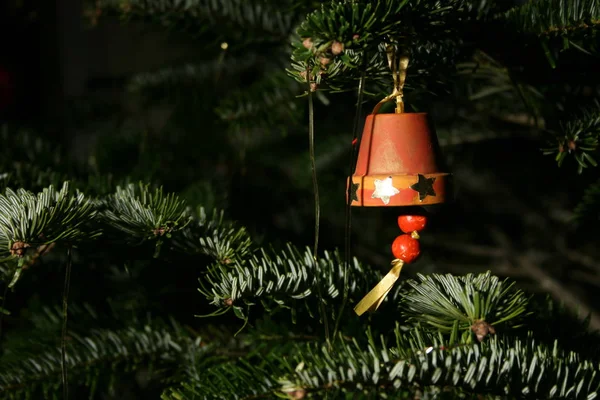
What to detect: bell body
<box><xmin>349</xmin><ymin>112</ymin><xmax>449</xmax><ymax>207</ymax></box>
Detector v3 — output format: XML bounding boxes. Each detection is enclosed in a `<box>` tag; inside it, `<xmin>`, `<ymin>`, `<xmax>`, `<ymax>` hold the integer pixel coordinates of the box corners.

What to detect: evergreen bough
<box><xmin>1</xmin><ymin>0</ymin><xmax>600</xmax><ymax>399</ymax></box>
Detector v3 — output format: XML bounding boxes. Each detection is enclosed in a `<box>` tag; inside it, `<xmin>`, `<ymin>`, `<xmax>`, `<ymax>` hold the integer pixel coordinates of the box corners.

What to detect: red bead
<box><xmin>398</xmin><ymin>215</ymin><xmax>427</xmax><ymax>233</ymax></box>
<box><xmin>391</xmin><ymin>234</ymin><xmax>421</xmax><ymax>263</ymax></box>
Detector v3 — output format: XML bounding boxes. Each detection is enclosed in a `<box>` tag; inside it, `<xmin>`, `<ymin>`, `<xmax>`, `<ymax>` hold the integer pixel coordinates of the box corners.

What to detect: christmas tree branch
<box><xmin>428</xmin><ymin>230</ymin><xmax>600</xmax><ymax>331</ymax></box>
<box><xmin>289</xmin><ymin>1</ymin><xmax>505</xmax><ymax>94</ymax></box>
<box><xmin>0</xmin><ymin>183</ymin><xmax>99</xmax><ymax>287</ymax></box>
<box><xmin>0</xmin><ymin>323</ymin><xmax>195</xmax><ymax>399</ymax></box>
<box><xmin>102</xmin><ymin>183</ymin><xmax>191</xmax><ymax>258</ymax></box>
<box><xmin>505</xmin><ymin>0</ymin><xmax>600</xmax><ymax>66</ymax></box>
<box><xmin>91</xmin><ymin>0</ymin><xmax>303</xmax><ymax>42</ymax></box>
<box><xmin>173</xmin><ymin>206</ymin><xmax>253</xmax><ymax>264</ymax></box>
<box><xmin>506</xmin><ymin>0</ymin><xmax>600</xmax><ymax>38</ymax></box>
<box><xmin>543</xmin><ymin>105</ymin><xmax>600</xmax><ymax>173</ymax></box>
<box><xmin>400</xmin><ymin>271</ymin><xmax>529</xmax><ymax>342</ymax></box>
<box><xmin>162</xmin><ymin>326</ymin><xmax>600</xmax><ymax>399</ymax></box>
<box><xmin>198</xmin><ymin>244</ymin><xmax>388</xmax><ymax>323</ymax></box>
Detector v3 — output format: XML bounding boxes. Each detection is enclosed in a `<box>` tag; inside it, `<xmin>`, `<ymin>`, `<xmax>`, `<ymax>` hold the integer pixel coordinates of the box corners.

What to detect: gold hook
<box><xmin>372</xmin><ymin>45</ymin><xmax>410</xmax><ymax>115</ymax></box>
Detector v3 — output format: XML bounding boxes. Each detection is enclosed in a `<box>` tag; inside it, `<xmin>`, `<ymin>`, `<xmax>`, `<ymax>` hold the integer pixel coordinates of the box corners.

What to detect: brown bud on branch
<box><xmin>302</xmin><ymin>38</ymin><xmax>313</xmax><ymax>50</ymax></box>
<box><xmin>331</xmin><ymin>41</ymin><xmax>344</xmax><ymax>55</ymax></box>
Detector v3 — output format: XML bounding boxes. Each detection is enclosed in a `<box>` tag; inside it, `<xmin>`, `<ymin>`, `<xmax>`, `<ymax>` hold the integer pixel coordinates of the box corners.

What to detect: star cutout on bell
<box><xmin>371</xmin><ymin>176</ymin><xmax>399</xmax><ymax>205</ymax></box>
<box><xmin>350</xmin><ymin>182</ymin><xmax>360</xmax><ymax>202</ymax></box>
<box><xmin>410</xmin><ymin>174</ymin><xmax>436</xmax><ymax>201</ymax></box>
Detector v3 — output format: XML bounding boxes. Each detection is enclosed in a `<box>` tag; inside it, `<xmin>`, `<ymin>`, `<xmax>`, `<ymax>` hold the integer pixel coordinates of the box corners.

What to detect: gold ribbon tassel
<box><xmin>354</xmin><ymin>259</ymin><xmax>404</xmax><ymax>316</ymax></box>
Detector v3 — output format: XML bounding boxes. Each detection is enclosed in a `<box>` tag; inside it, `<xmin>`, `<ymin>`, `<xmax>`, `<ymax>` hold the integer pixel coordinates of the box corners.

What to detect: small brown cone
<box><xmin>302</xmin><ymin>38</ymin><xmax>313</xmax><ymax>50</ymax></box>
<box><xmin>10</xmin><ymin>241</ymin><xmax>30</xmax><ymax>257</ymax></box>
<box><xmin>290</xmin><ymin>389</ymin><xmax>306</xmax><ymax>399</ymax></box>
<box><xmin>471</xmin><ymin>320</ymin><xmax>496</xmax><ymax>342</ymax></box>
<box><xmin>331</xmin><ymin>41</ymin><xmax>344</xmax><ymax>55</ymax></box>
<box><xmin>319</xmin><ymin>57</ymin><xmax>331</xmax><ymax>66</ymax></box>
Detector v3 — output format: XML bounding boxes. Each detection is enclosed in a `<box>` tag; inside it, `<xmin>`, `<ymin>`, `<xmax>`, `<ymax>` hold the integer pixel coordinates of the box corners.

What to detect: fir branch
<box><xmin>0</xmin><ymin>242</ymin><xmax>56</xmax><ymax>285</ymax></box>
<box><xmin>161</xmin><ymin>357</ymin><xmax>277</xmax><ymax>400</ymax></box>
<box><xmin>289</xmin><ymin>0</ymin><xmax>492</xmax><ymax>93</ymax></box>
<box><xmin>102</xmin><ymin>183</ymin><xmax>191</xmax><ymax>257</ymax></box>
<box><xmin>198</xmin><ymin>244</ymin><xmax>385</xmax><ymax>322</ymax></box>
<box><xmin>162</xmin><ymin>320</ymin><xmax>323</xmax><ymax>399</ymax></box>
<box><xmin>0</xmin><ymin>182</ymin><xmax>98</xmax><ymax>279</ymax></box>
<box><xmin>400</xmin><ymin>272</ymin><xmax>530</xmax><ymax>343</ymax></box>
<box><xmin>505</xmin><ymin>0</ymin><xmax>600</xmax><ymax>65</ymax></box>
<box><xmin>0</xmin><ymin>303</ymin><xmax>117</xmax><ymax>366</ymax></box>
<box><xmin>506</xmin><ymin>0</ymin><xmax>600</xmax><ymax>38</ymax></box>
<box><xmin>542</xmin><ymin>104</ymin><xmax>600</xmax><ymax>173</ymax></box>
<box><xmin>0</xmin><ymin>323</ymin><xmax>196</xmax><ymax>399</ymax></box>
<box><xmin>93</xmin><ymin>0</ymin><xmax>304</xmax><ymax>43</ymax></box>
<box><xmin>161</xmin><ymin>328</ymin><xmax>327</xmax><ymax>400</ymax></box>
<box><xmin>173</xmin><ymin>206</ymin><xmax>253</xmax><ymax>264</ymax></box>
<box><xmin>294</xmin><ymin>0</ymin><xmax>468</xmax><ymax>53</ymax></box>
<box><xmin>290</xmin><ymin>31</ymin><xmax>461</xmax><ymax>96</ymax></box>
<box><xmin>160</xmin><ymin>327</ymin><xmax>600</xmax><ymax>399</ymax></box>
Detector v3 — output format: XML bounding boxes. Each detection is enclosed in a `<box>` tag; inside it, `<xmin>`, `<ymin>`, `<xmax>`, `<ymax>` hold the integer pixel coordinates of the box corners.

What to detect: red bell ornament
<box><xmin>351</xmin><ymin>50</ymin><xmax>451</xmax><ymax>317</ymax></box>
<box><xmin>349</xmin><ymin>112</ymin><xmax>449</xmax><ymax>207</ymax></box>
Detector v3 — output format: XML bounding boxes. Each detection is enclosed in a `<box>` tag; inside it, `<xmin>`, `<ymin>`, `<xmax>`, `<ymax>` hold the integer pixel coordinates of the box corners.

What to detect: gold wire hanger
<box><xmin>372</xmin><ymin>44</ymin><xmax>410</xmax><ymax>115</ymax></box>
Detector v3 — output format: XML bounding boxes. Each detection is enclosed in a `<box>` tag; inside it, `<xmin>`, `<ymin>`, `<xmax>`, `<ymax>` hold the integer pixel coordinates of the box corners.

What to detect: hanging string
<box><xmin>306</xmin><ymin>67</ymin><xmax>330</xmax><ymax>344</ymax></box>
<box><xmin>61</xmin><ymin>247</ymin><xmax>73</xmax><ymax>400</ymax></box>
<box><xmin>215</xmin><ymin>41</ymin><xmax>229</xmax><ymax>83</ymax></box>
<box><xmin>307</xmin><ymin>78</ymin><xmax>320</xmax><ymax>262</ymax></box>
<box><xmin>334</xmin><ymin>53</ymin><xmax>368</xmax><ymax>338</ymax></box>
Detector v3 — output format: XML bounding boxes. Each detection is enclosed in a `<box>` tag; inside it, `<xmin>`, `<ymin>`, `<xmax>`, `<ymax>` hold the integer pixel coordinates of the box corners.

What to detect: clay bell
<box><xmin>349</xmin><ymin>112</ymin><xmax>449</xmax><ymax>207</ymax></box>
